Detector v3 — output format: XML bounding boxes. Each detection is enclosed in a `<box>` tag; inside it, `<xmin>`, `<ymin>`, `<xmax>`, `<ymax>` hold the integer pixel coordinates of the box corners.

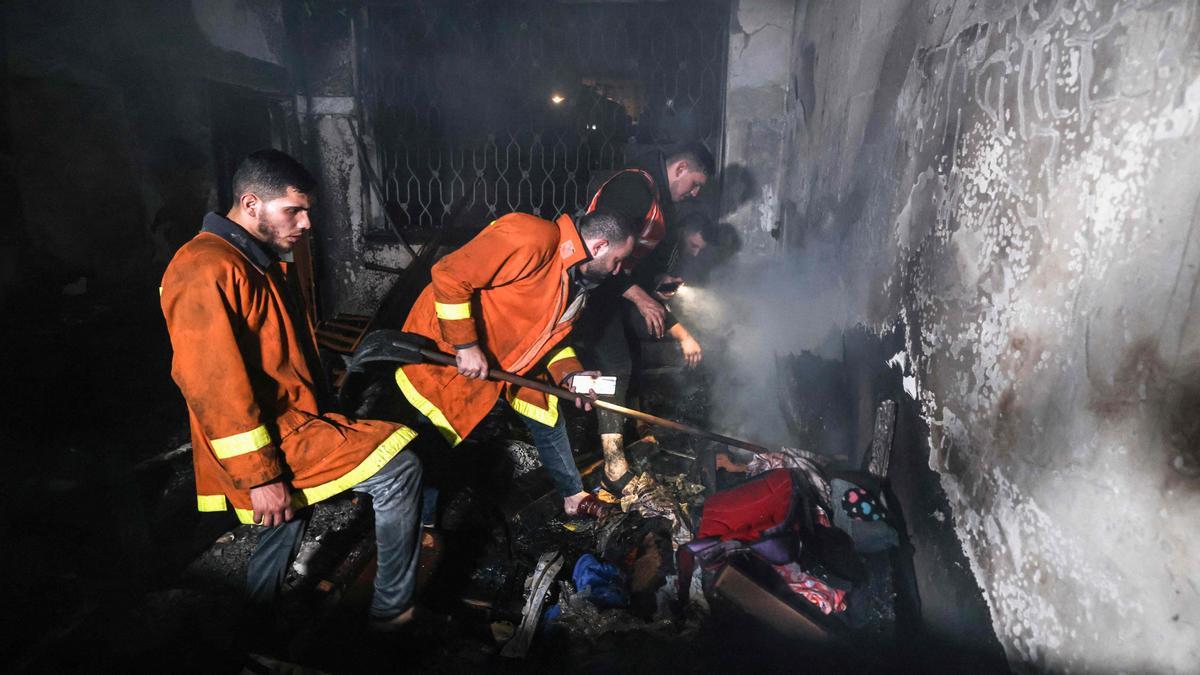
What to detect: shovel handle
<box><xmin>416</xmin><ymin>347</ymin><xmax>772</xmax><ymax>455</ymax></box>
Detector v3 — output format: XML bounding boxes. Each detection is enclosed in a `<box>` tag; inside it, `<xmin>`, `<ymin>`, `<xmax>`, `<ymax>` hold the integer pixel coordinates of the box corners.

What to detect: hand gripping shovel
<box><xmin>345</xmin><ymin>329</ymin><xmax>773</xmax><ymax>455</ymax></box>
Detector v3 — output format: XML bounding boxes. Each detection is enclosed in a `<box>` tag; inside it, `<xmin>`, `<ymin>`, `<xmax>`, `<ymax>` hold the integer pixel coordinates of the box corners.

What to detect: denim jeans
<box><xmin>521</xmin><ymin>411</ymin><xmax>585</xmax><ymax>497</ymax></box>
<box><xmin>245</xmin><ymin>449</ymin><xmax>423</xmax><ymax>620</ymax></box>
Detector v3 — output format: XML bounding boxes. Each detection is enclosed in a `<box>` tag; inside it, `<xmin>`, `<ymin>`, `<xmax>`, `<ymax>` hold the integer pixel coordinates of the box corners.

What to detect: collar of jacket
<box><xmin>201</xmin><ymin>212</ymin><xmax>281</xmax><ymax>271</ymax></box>
<box><xmin>647</xmin><ymin>150</ymin><xmax>671</xmax><ymax>206</ymax></box>
<box><xmin>555</xmin><ymin>213</ymin><xmax>591</xmax><ymax>270</ymax></box>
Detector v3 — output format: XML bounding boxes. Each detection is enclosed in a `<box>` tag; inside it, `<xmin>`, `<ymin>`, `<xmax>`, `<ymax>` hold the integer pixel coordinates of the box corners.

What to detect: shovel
<box><xmin>345</xmin><ymin>329</ymin><xmax>773</xmax><ymax>455</ymax></box>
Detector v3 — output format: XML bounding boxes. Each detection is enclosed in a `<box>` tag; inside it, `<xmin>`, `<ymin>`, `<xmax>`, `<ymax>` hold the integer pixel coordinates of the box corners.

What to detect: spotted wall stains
<box><xmin>785</xmin><ymin>0</ymin><xmax>1200</xmax><ymax>671</ymax></box>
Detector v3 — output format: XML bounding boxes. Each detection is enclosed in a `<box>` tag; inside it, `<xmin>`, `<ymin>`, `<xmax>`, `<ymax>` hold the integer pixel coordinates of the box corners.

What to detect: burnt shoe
<box><xmin>599</xmin><ymin>469</ymin><xmax>635</xmax><ymax>497</ymax></box>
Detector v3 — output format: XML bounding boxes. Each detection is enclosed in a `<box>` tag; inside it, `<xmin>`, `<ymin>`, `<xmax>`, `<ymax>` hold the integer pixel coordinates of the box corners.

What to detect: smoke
<box><xmin>672</xmin><ymin>240</ymin><xmax>855</xmax><ymax>448</ymax></box>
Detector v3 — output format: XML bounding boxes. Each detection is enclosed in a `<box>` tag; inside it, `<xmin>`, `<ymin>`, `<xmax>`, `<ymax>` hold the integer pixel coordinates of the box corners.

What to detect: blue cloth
<box><xmin>521</xmin><ymin>412</ymin><xmax>585</xmax><ymax>497</ymax></box>
<box><xmin>572</xmin><ymin>553</ymin><xmax>628</xmax><ymax>609</ymax></box>
<box><xmin>830</xmin><ymin>478</ymin><xmax>899</xmax><ymax>554</ymax></box>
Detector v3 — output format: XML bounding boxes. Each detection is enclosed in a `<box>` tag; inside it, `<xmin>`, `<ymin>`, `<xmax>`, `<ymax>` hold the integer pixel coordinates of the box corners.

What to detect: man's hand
<box><xmin>636</xmin><ymin>299</ymin><xmax>666</xmax><ymax>338</ymax></box>
<box><xmin>564</xmin><ymin>370</ymin><xmax>602</xmax><ymax>411</ymax></box>
<box><xmin>668</xmin><ymin>323</ymin><xmax>703</xmax><ymax>368</ymax></box>
<box><xmin>679</xmin><ymin>335</ymin><xmax>703</xmax><ymax>368</ymax></box>
<box><xmin>250</xmin><ymin>480</ymin><xmax>294</xmax><ymax>527</ymax></box>
<box><xmin>455</xmin><ymin>345</ymin><xmax>490</xmax><ymax>380</ymax></box>
<box><xmin>623</xmin><ymin>285</ymin><xmax>666</xmax><ymax>338</ymax></box>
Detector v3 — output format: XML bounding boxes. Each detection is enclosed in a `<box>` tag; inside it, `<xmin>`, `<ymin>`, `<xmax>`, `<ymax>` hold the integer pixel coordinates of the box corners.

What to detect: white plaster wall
<box><xmin>191</xmin><ymin>0</ymin><xmax>285</xmax><ymax>66</ymax></box>
<box><xmin>720</xmin><ymin>0</ymin><xmax>797</xmax><ymax>255</ymax></box>
<box><xmin>784</xmin><ymin>0</ymin><xmax>1200</xmax><ymax>671</ymax></box>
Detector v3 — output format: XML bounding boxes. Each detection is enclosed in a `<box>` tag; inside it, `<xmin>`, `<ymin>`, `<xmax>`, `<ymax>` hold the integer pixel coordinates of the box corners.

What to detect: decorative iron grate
<box><xmin>361</xmin><ymin>0</ymin><xmax>729</xmax><ymax>234</ymax></box>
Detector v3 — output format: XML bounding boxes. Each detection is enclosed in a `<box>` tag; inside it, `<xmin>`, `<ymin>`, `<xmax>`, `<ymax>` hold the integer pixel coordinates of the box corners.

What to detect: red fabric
<box><xmin>772</xmin><ymin>562</ymin><xmax>847</xmax><ymax>615</ymax></box>
<box><xmin>697</xmin><ymin>469</ymin><xmax>795</xmax><ymax>542</ymax></box>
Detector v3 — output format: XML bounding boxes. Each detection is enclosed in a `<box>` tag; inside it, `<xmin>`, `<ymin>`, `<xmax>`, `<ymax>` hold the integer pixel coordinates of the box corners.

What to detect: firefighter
<box><xmin>577</xmin><ymin>141</ymin><xmax>715</xmax><ymax>496</ymax></box>
<box><xmin>160</xmin><ymin>150</ymin><xmax>425</xmax><ymax>631</ymax></box>
<box><xmin>393</xmin><ymin>210</ymin><xmax>637</xmax><ymax>518</ymax></box>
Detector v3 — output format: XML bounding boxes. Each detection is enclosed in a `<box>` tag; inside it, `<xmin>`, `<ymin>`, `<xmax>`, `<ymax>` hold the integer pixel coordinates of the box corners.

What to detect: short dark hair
<box><xmin>231</xmin><ymin>149</ymin><xmax>316</xmax><ymax>201</ymax></box>
<box><xmin>679</xmin><ymin>209</ymin><xmax>719</xmax><ymax>244</ymax></box>
<box><xmin>578</xmin><ymin>209</ymin><xmax>635</xmax><ymax>243</ymax></box>
<box><xmin>665</xmin><ymin>141</ymin><xmax>715</xmax><ymax>176</ymax></box>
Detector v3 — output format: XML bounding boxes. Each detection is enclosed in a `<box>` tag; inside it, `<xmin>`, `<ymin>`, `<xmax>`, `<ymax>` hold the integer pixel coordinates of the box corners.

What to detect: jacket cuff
<box><xmin>548</xmin><ymin>356</ymin><xmax>584</xmax><ymax>385</ymax></box>
<box><xmin>439</xmin><ymin>318</ymin><xmax>478</xmax><ymax>347</ymax></box>
<box><xmin>221</xmin><ymin>445</ymin><xmax>285</xmax><ymax>490</ymax></box>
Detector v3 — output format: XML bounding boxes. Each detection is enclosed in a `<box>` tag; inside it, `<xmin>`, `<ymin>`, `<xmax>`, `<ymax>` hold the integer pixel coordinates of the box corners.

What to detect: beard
<box><xmin>256</xmin><ymin>213</ymin><xmax>293</xmax><ymax>253</ymax></box>
<box><xmin>577</xmin><ymin>261</ymin><xmax>610</xmax><ymax>285</ymax></box>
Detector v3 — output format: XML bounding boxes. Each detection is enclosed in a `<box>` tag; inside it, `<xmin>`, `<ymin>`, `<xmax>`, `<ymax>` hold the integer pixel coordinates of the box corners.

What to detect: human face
<box><xmin>253</xmin><ymin>187</ymin><xmax>313</xmax><ymax>253</ymax></box>
<box><xmin>668</xmin><ymin>164</ymin><xmax>708</xmax><ymax>203</ymax></box>
<box><xmin>682</xmin><ymin>230</ymin><xmax>707</xmax><ymax>257</ymax></box>
<box><xmin>580</xmin><ymin>235</ymin><xmax>636</xmax><ymax>281</ymax></box>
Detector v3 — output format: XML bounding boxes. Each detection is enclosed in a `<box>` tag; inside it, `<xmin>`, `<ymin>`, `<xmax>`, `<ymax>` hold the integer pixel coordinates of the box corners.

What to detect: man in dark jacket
<box><xmin>577</xmin><ymin>142</ymin><xmax>715</xmax><ymax>495</ymax></box>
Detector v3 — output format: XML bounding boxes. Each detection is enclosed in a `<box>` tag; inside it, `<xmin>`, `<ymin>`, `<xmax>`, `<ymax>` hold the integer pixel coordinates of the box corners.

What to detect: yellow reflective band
<box><xmin>209</xmin><ymin>425</ymin><xmax>272</xmax><ymax>459</ymax></box>
<box><xmin>509</xmin><ymin>393</ymin><xmax>559</xmax><ymax>428</ymax></box>
<box><xmin>207</xmin><ymin>426</ymin><xmax>418</xmax><ymax>525</ymax></box>
<box><xmin>293</xmin><ymin>426</ymin><xmax>416</xmax><ymax>509</ymax></box>
<box><xmin>435</xmin><ymin>302</ymin><xmax>472</xmax><ymax>320</ymax></box>
<box><xmin>547</xmin><ymin>347</ymin><xmax>577</xmax><ymax>367</ymax></box>
<box><xmin>395</xmin><ymin>366</ymin><xmax>463</xmax><ymax>447</ymax></box>
<box><xmin>197</xmin><ymin>494</ymin><xmax>228</xmax><ymax>512</ymax></box>
<box><xmin>158</xmin><ymin>286</ymin><xmax>163</xmax><ymax>297</ymax></box>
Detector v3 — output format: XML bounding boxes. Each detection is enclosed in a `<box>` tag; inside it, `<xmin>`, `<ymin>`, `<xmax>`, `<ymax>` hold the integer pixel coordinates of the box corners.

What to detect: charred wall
<box><xmin>779</xmin><ymin>0</ymin><xmax>1200</xmax><ymax>671</ymax></box>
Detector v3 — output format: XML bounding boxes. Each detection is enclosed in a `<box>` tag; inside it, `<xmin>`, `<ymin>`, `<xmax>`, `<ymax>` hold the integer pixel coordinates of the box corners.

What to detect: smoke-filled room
<box><xmin>3</xmin><ymin>1</ymin><xmax>1198</xmax><ymax>672</ymax></box>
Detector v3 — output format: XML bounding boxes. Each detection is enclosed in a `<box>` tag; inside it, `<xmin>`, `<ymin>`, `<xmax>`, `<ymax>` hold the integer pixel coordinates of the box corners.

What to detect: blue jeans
<box><xmin>246</xmin><ymin>449</ymin><xmax>423</xmax><ymax>620</ymax></box>
<box><xmin>521</xmin><ymin>412</ymin><xmax>585</xmax><ymax>497</ymax></box>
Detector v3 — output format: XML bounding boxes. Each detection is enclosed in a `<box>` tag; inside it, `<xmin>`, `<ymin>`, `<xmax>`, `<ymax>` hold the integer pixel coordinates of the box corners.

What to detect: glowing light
<box><xmin>550</xmin><ymin>94</ymin><xmax>566</xmax><ymax>105</ymax></box>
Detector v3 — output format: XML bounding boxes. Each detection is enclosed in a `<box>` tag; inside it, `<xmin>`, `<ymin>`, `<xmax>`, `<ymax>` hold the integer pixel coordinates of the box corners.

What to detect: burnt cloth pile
<box><xmin>676</xmin><ymin>467</ymin><xmax>896</xmax><ymax>636</ymax></box>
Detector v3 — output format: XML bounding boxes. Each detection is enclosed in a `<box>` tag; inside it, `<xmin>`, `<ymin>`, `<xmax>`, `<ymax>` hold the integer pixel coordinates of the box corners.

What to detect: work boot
<box><xmin>600</xmin><ymin>433</ymin><xmax>634</xmax><ymax>496</ymax></box>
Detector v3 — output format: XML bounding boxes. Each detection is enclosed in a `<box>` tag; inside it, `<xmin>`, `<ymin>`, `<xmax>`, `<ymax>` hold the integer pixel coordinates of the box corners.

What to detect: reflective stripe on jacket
<box><xmin>161</xmin><ymin>214</ymin><xmax>413</xmax><ymax>520</ymax></box>
<box><xmin>397</xmin><ymin>213</ymin><xmax>588</xmax><ymax>443</ymax></box>
<box><xmin>586</xmin><ymin>168</ymin><xmax>665</xmax><ymax>264</ymax></box>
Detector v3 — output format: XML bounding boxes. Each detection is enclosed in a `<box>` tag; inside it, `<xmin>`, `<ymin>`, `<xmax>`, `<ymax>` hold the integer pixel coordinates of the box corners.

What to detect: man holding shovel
<box><xmin>392</xmin><ymin>210</ymin><xmax>636</xmax><ymax>517</ymax></box>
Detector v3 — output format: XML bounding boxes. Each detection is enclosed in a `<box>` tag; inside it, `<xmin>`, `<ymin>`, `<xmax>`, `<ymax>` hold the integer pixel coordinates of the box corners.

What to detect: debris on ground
<box><xmin>36</xmin><ymin>349</ymin><xmax>909</xmax><ymax>673</ymax></box>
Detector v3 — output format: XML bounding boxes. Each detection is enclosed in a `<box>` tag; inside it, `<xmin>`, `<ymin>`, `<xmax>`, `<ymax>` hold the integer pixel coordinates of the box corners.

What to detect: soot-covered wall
<box><xmin>779</xmin><ymin>0</ymin><xmax>1200</xmax><ymax>670</ymax></box>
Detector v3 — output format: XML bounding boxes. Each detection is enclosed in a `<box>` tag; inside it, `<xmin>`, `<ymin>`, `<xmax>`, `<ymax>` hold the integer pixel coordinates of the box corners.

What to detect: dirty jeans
<box><xmin>520</xmin><ymin>412</ymin><xmax>585</xmax><ymax>498</ymax></box>
<box><xmin>246</xmin><ymin>449</ymin><xmax>423</xmax><ymax>619</ymax></box>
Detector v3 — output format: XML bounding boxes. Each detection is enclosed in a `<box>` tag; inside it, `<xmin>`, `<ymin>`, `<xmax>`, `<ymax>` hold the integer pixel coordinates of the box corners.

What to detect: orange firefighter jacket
<box><xmin>161</xmin><ymin>213</ymin><xmax>415</xmax><ymax>524</ymax></box>
<box><xmin>396</xmin><ymin>212</ymin><xmax>589</xmax><ymax>445</ymax></box>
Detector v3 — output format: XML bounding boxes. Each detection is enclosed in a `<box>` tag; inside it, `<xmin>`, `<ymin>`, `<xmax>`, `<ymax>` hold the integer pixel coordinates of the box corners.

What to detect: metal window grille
<box><xmin>360</xmin><ymin>0</ymin><xmax>729</xmax><ymax>235</ymax></box>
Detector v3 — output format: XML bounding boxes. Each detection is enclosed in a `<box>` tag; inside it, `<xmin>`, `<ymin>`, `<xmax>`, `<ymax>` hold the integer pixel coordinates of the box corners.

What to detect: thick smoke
<box><xmin>673</xmin><ymin>240</ymin><xmax>854</xmax><ymax>449</ymax></box>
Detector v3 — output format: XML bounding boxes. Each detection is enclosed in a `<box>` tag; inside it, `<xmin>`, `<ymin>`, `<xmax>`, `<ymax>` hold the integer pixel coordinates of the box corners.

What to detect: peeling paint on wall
<box><xmin>785</xmin><ymin>0</ymin><xmax>1200</xmax><ymax>671</ymax></box>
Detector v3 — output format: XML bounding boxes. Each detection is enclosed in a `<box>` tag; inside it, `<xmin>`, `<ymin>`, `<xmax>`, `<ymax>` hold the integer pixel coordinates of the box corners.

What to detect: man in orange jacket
<box><xmin>395</xmin><ymin>209</ymin><xmax>635</xmax><ymax>517</ymax></box>
<box><xmin>161</xmin><ymin>150</ymin><xmax>424</xmax><ymax>630</ymax></box>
